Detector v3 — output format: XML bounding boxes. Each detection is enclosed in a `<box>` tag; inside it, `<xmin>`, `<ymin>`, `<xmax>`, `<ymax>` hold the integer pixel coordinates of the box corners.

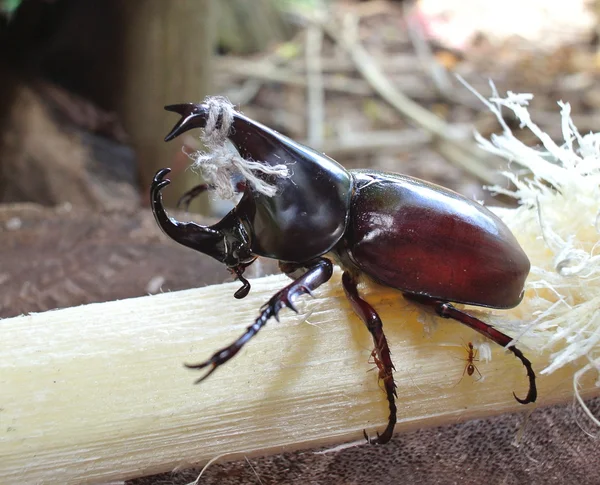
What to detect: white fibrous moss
<box><xmin>462</xmin><ymin>79</ymin><xmax>600</xmax><ymax>421</ymax></box>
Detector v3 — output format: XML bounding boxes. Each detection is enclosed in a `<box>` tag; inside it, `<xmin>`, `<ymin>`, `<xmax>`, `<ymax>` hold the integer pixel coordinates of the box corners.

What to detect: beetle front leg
<box><xmin>177</xmin><ymin>183</ymin><xmax>211</xmax><ymax>212</ymax></box>
<box><xmin>405</xmin><ymin>294</ymin><xmax>537</xmax><ymax>405</ymax></box>
<box><xmin>185</xmin><ymin>258</ymin><xmax>334</xmax><ymax>383</ymax></box>
<box><xmin>177</xmin><ymin>180</ymin><xmax>247</xmax><ymax>212</ymax></box>
<box><xmin>342</xmin><ymin>271</ymin><xmax>397</xmax><ymax>445</ymax></box>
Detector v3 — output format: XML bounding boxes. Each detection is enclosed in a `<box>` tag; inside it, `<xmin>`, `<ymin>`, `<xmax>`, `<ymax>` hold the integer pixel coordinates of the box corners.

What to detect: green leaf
<box><xmin>1</xmin><ymin>0</ymin><xmax>22</xmax><ymax>17</ymax></box>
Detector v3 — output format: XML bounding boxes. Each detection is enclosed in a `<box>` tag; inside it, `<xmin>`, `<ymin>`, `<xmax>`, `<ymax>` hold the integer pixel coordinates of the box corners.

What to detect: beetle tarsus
<box><xmin>405</xmin><ymin>295</ymin><xmax>537</xmax><ymax>405</ymax></box>
<box><xmin>184</xmin><ymin>258</ymin><xmax>333</xmax><ymax>382</ymax></box>
<box><xmin>185</xmin><ymin>362</ymin><xmax>218</xmax><ymax>384</ymax></box>
<box><xmin>508</xmin><ymin>345</ymin><xmax>537</xmax><ymax>404</ymax></box>
<box><xmin>342</xmin><ymin>271</ymin><xmax>397</xmax><ymax>445</ymax></box>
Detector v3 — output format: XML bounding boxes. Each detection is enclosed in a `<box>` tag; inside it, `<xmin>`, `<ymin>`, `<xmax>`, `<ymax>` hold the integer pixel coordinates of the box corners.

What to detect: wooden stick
<box><xmin>1</xmin><ymin>270</ymin><xmax>597</xmax><ymax>484</ymax></box>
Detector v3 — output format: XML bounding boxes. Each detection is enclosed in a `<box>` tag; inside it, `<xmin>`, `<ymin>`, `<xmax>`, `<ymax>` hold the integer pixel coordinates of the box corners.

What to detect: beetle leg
<box><xmin>342</xmin><ymin>272</ymin><xmax>397</xmax><ymax>445</ymax></box>
<box><xmin>185</xmin><ymin>258</ymin><xmax>333</xmax><ymax>383</ymax></box>
<box><xmin>177</xmin><ymin>183</ymin><xmax>211</xmax><ymax>212</ymax></box>
<box><xmin>405</xmin><ymin>295</ymin><xmax>537</xmax><ymax>405</ymax></box>
<box><xmin>177</xmin><ymin>180</ymin><xmax>247</xmax><ymax>212</ymax></box>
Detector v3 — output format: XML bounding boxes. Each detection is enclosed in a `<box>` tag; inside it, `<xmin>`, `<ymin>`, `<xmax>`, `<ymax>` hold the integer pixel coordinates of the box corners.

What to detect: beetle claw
<box><xmin>362</xmin><ymin>430</ymin><xmax>382</xmax><ymax>445</ymax></box>
<box><xmin>184</xmin><ymin>360</ymin><xmax>218</xmax><ymax>385</ymax></box>
<box><xmin>285</xmin><ymin>299</ymin><xmax>299</xmax><ymax>313</ymax></box>
<box><xmin>513</xmin><ymin>391</ymin><xmax>536</xmax><ymax>405</ymax></box>
<box><xmin>508</xmin><ymin>346</ymin><xmax>537</xmax><ymax>405</ymax></box>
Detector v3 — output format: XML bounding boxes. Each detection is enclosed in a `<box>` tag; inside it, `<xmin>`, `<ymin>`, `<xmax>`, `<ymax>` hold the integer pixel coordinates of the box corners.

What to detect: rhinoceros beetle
<box><xmin>150</xmin><ymin>102</ymin><xmax>536</xmax><ymax>445</ymax></box>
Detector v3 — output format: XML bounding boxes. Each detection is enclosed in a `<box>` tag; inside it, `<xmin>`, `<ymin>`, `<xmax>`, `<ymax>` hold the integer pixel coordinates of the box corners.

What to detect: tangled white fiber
<box><xmin>186</xmin><ymin>96</ymin><xmax>289</xmax><ymax>199</ymax></box>
<box><xmin>462</xmin><ymin>78</ymin><xmax>600</xmax><ymax>423</ymax></box>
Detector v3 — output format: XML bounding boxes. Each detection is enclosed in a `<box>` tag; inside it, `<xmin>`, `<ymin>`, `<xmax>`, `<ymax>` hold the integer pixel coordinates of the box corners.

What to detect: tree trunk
<box><xmin>116</xmin><ymin>0</ymin><xmax>215</xmax><ymax>206</ymax></box>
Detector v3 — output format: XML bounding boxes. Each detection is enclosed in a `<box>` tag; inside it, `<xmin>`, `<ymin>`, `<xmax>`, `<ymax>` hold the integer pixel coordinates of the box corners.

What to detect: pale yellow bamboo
<box><xmin>1</xmin><ymin>269</ymin><xmax>597</xmax><ymax>484</ymax></box>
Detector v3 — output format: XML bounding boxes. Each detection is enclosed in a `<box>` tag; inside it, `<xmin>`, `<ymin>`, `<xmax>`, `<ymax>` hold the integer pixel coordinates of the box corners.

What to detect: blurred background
<box><xmin>2</xmin><ymin>0</ymin><xmax>600</xmax><ymax>483</ymax></box>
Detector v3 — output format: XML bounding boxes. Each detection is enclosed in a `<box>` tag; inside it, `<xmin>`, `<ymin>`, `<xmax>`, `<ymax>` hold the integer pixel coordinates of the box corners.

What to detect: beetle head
<box><xmin>161</xmin><ymin>99</ymin><xmax>354</xmax><ymax>262</ymax></box>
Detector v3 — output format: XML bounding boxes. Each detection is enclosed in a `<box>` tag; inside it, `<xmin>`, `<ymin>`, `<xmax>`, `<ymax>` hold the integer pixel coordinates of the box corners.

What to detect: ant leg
<box><xmin>471</xmin><ymin>348</ymin><xmax>483</xmax><ymax>380</ymax></box>
<box><xmin>368</xmin><ymin>349</ymin><xmax>388</xmax><ymax>392</ymax></box>
<box><xmin>342</xmin><ymin>272</ymin><xmax>397</xmax><ymax>445</ymax></box>
<box><xmin>405</xmin><ymin>294</ymin><xmax>537</xmax><ymax>404</ymax></box>
<box><xmin>185</xmin><ymin>258</ymin><xmax>333</xmax><ymax>383</ymax></box>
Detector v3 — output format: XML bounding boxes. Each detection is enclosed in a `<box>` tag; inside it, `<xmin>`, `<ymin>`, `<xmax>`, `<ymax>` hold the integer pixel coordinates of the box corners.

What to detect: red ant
<box><xmin>368</xmin><ymin>348</ymin><xmax>395</xmax><ymax>389</ymax></box>
<box><xmin>368</xmin><ymin>349</ymin><xmax>386</xmax><ymax>381</ymax></box>
<box><xmin>461</xmin><ymin>342</ymin><xmax>482</xmax><ymax>380</ymax></box>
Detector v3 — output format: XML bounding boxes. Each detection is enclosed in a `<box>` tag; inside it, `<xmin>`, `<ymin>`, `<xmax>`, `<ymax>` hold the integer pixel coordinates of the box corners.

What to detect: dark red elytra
<box><xmin>463</xmin><ymin>342</ymin><xmax>482</xmax><ymax>379</ymax></box>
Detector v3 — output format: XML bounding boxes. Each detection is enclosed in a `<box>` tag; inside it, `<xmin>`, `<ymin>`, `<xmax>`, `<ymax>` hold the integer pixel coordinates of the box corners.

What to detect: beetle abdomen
<box><xmin>342</xmin><ymin>170</ymin><xmax>530</xmax><ymax>309</ymax></box>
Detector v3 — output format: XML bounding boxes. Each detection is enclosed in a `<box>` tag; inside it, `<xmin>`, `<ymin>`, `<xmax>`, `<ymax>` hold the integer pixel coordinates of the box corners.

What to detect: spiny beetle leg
<box><xmin>342</xmin><ymin>272</ymin><xmax>397</xmax><ymax>445</ymax></box>
<box><xmin>185</xmin><ymin>258</ymin><xmax>334</xmax><ymax>383</ymax></box>
<box><xmin>405</xmin><ymin>294</ymin><xmax>537</xmax><ymax>405</ymax></box>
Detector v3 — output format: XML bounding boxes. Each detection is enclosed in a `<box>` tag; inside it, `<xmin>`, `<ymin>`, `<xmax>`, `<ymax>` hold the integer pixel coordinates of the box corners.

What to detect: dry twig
<box><xmin>306</xmin><ymin>12</ymin><xmax>502</xmax><ymax>184</ymax></box>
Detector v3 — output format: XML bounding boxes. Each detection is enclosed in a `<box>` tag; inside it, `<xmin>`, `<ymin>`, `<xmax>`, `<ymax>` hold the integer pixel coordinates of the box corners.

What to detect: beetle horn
<box><xmin>150</xmin><ymin>168</ymin><xmax>227</xmax><ymax>263</ymax></box>
<box><xmin>163</xmin><ymin>103</ymin><xmax>208</xmax><ymax>142</ymax></box>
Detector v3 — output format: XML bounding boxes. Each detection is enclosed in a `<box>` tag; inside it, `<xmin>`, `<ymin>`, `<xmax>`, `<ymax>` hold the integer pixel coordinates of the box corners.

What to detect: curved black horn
<box><xmin>150</xmin><ymin>168</ymin><xmax>226</xmax><ymax>263</ymax></box>
<box><xmin>163</xmin><ymin>103</ymin><xmax>209</xmax><ymax>142</ymax></box>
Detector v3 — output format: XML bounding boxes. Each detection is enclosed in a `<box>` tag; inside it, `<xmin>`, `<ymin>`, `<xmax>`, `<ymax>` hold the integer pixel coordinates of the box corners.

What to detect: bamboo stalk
<box><xmin>1</xmin><ymin>270</ymin><xmax>597</xmax><ymax>484</ymax></box>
